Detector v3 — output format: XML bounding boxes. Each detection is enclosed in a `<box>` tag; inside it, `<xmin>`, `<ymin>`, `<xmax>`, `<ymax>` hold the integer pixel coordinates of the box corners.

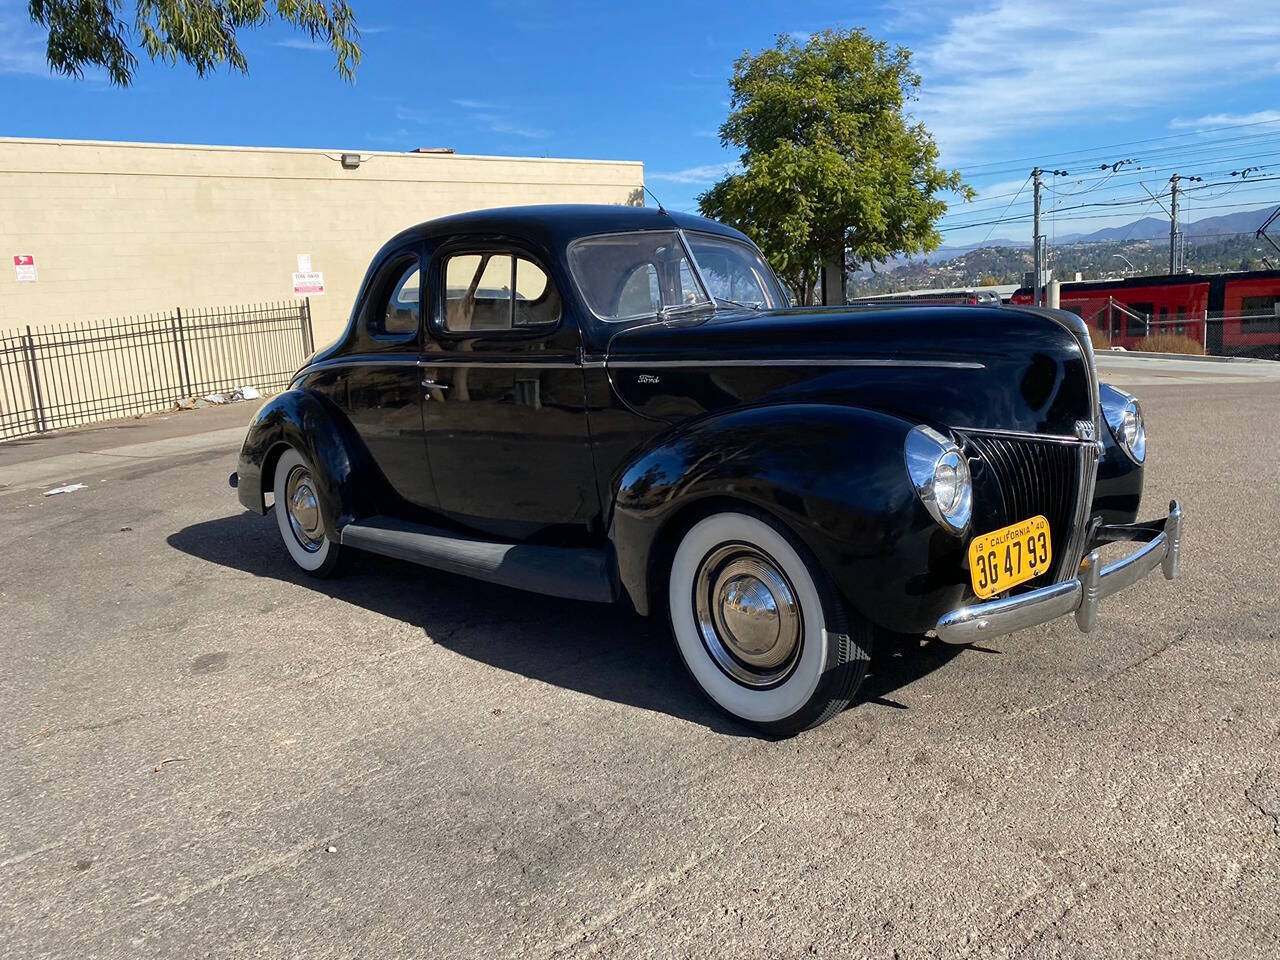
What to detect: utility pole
<box><xmin>1031</xmin><ymin>167</ymin><xmax>1068</xmax><ymax>305</ymax></box>
<box><xmin>1168</xmin><ymin>173</ymin><xmax>1201</xmax><ymax>274</ymax></box>
<box><xmin>1032</xmin><ymin>168</ymin><xmax>1042</xmax><ymax>306</ymax></box>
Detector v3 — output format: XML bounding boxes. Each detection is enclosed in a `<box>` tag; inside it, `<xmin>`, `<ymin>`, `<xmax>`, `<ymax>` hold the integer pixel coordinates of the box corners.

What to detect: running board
<box><xmin>339</xmin><ymin>515</ymin><xmax>615</xmax><ymax>604</ymax></box>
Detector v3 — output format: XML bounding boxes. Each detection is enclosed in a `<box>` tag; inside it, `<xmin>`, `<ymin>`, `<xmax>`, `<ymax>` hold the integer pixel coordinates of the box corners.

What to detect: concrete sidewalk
<box><xmin>0</xmin><ymin>403</ymin><xmax>253</xmax><ymax>493</ymax></box>
<box><xmin>1096</xmin><ymin>352</ymin><xmax>1280</xmax><ymax>386</ymax></box>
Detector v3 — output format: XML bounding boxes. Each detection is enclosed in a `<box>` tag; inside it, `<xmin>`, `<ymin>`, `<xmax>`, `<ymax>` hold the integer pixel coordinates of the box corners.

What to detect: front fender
<box><xmin>610</xmin><ymin>403</ymin><xmax>968</xmax><ymax>634</ymax></box>
<box><xmin>235</xmin><ymin>389</ymin><xmax>380</xmax><ymax>535</ymax></box>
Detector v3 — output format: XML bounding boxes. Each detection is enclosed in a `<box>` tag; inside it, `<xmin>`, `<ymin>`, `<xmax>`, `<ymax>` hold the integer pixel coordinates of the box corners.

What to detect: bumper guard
<box><xmin>935</xmin><ymin>500</ymin><xmax>1182</xmax><ymax>645</ymax></box>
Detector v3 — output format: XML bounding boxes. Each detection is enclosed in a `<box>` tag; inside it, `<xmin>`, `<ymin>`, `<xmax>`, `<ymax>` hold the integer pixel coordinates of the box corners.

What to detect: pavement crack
<box><xmin>1245</xmin><ymin>767</ymin><xmax>1280</xmax><ymax>840</ymax></box>
<box><xmin>544</xmin><ymin>846</ymin><xmax>723</xmax><ymax>959</ymax></box>
<box><xmin>541</xmin><ymin>821</ymin><xmax>766</xmax><ymax>959</ymax></box>
<box><xmin>128</xmin><ymin>834</ymin><xmax>340</xmax><ymax>910</ymax></box>
<box><xmin>1022</xmin><ymin>629</ymin><xmax>1190</xmax><ymax>718</ymax></box>
<box><xmin>0</xmin><ymin>841</ymin><xmax>66</xmax><ymax>871</ymax></box>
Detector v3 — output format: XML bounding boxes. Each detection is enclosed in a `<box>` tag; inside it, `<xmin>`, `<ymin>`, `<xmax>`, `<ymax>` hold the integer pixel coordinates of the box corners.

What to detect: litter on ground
<box><xmin>42</xmin><ymin>483</ymin><xmax>87</xmax><ymax>497</ymax></box>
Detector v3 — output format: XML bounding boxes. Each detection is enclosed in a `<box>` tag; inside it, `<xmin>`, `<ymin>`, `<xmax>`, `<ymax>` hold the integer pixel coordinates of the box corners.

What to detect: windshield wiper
<box><xmin>713</xmin><ymin>296</ymin><xmax>759</xmax><ymax>311</ymax></box>
<box><xmin>656</xmin><ymin>300</ymin><xmax>715</xmax><ymax>322</ymax></box>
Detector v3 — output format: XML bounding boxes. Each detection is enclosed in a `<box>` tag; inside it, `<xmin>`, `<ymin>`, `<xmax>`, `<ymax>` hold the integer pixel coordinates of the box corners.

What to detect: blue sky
<box><xmin>3</xmin><ymin>0</ymin><xmax>1280</xmax><ymax>250</ymax></box>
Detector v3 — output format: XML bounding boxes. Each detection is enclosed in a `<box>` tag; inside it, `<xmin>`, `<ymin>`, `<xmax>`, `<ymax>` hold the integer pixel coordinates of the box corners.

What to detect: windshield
<box><xmin>682</xmin><ymin>233</ymin><xmax>779</xmax><ymax>310</ymax></box>
<box><xmin>568</xmin><ymin>231</ymin><xmax>711</xmax><ymax>322</ymax></box>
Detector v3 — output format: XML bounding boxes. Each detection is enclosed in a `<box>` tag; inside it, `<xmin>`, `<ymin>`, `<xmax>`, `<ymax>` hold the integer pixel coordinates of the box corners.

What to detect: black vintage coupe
<box><xmin>232</xmin><ymin>205</ymin><xmax>1182</xmax><ymax>735</ymax></box>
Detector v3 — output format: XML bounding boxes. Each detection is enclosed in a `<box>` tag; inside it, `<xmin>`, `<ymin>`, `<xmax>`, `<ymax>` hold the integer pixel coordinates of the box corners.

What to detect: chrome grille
<box><xmin>959</xmin><ymin>431</ymin><xmax>1093</xmax><ymax>585</ymax></box>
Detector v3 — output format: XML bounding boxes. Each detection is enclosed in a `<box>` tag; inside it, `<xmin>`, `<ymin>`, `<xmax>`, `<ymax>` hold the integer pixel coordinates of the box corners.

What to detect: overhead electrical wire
<box><xmin>939</xmin><ymin>175</ymin><xmax>1280</xmax><ymax>232</ymax></box>
<box><xmin>952</xmin><ymin>117</ymin><xmax>1280</xmax><ymax>177</ymax></box>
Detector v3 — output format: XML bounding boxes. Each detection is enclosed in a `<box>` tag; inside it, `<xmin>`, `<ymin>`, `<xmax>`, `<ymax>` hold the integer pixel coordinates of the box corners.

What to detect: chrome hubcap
<box><xmin>285</xmin><ymin>465</ymin><xmax>324</xmax><ymax>553</ymax></box>
<box><xmin>694</xmin><ymin>544</ymin><xmax>802</xmax><ymax>687</ymax></box>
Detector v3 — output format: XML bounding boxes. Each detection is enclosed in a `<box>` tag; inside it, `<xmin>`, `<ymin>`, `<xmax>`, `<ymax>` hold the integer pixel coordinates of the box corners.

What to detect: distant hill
<box><xmin>1058</xmin><ymin>207</ymin><xmax>1272</xmax><ymax>245</ymax></box>
<box><xmin>848</xmin><ymin>205</ymin><xmax>1279</xmax><ymax>296</ymax></box>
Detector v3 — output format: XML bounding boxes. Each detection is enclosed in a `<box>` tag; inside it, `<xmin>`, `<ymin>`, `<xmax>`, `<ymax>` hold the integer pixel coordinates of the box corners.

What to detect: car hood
<box><xmin>602</xmin><ymin>304</ymin><xmax>1098</xmax><ymax>437</ymax></box>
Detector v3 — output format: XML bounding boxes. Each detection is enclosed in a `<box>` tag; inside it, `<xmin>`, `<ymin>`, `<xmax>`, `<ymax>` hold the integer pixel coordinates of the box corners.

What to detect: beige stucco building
<box><xmin>0</xmin><ymin>137</ymin><xmax>644</xmax><ymax>347</ymax></box>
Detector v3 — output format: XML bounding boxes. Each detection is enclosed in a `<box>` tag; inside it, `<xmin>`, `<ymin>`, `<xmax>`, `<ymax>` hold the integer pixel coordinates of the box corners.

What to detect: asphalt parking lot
<box><xmin>3</xmin><ymin>365</ymin><xmax>1278</xmax><ymax>958</ymax></box>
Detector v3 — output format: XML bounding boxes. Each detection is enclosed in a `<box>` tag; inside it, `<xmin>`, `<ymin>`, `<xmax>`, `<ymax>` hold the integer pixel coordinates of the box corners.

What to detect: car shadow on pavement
<box><xmin>168</xmin><ymin>512</ymin><xmax>969</xmax><ymax>738</ymax></box>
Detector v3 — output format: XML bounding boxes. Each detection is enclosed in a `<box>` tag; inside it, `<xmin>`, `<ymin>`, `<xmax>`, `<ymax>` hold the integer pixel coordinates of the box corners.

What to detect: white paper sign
<box><xmin>13</xmin><ymin>254</ymin><xmax>36</xmax><ymax>283</ymax></box>
<box><xmin>297</xmin><ymin>253</ymin><xmax>312</xmax><ymax>272</ymax></box>
<box><xmin>292</xmin><ymin>271</ymin><xmax>324</xmax><ymax>295</ymax></box>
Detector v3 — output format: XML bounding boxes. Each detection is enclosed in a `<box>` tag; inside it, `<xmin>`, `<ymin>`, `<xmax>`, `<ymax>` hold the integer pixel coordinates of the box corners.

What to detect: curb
<box><xmin>1098</xmin><ymin>351</ymin><xmax>1277</xmax><ymax>365</ymax></box>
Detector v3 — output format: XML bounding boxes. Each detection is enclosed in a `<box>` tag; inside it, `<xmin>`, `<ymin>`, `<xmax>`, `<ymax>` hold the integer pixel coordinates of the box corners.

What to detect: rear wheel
<box><xmin>272</xmin><ymin>447</ymin><xmax>345</xmax><ymax>577</ymax></box>
<box><xmin>668</xmin><ymin>511</ymin><xmax>871</xmax><ymax>736</ymax></box>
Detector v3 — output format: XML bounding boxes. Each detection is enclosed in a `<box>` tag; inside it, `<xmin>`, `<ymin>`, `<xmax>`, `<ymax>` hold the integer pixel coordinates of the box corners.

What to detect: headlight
<box><xmin>905</xmin><ymin>425</ymin><xmax>973</xmax><ymax>533</ymax></box>
<box><xmin>1100</xmin><ymin>383</ymin><xmax>1146</xmax><ymax>463</ymax></box>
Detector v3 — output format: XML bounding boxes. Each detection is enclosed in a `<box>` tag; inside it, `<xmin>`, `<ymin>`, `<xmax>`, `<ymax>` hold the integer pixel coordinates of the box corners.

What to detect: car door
<box><xmin>420</xmin><ymin>240</ymin><xmax>599</xmax><ymax>541</ymax></box>
<box><xmin>335</xmin><ymin>244</ymin><xmax>438</xmax><ymax>509</ymax></box>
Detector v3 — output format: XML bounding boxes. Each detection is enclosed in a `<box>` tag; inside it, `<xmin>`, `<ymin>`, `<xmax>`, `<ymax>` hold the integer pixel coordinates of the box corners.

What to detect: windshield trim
<box><xmin>566</xmin><ymin>228</ymin><xmax>713</xmax><ymax>325</ymax></box>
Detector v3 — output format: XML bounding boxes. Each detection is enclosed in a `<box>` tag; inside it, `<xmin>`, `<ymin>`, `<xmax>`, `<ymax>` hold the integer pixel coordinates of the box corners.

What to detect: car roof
<box><xmin>378</xmin><ymin>203</ymin><xmax>752</xmax><ymax>255</ymax></box>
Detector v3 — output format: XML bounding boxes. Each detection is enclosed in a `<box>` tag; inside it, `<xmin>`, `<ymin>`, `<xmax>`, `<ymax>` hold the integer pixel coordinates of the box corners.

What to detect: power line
<box><xmin>962</xmin><ymin>131</ymin><xmax>1280</xmax><ymax>182</ymax></box>
<box><xmin>937</xmin><ymin>191</ymin><xmax>1280</xmax><ymax>233</ymax></box>
<box><xmin>978</xmin><ymin>174</ymin><xmax>1030</xmax><ymax>244</ymax></box>
<box><xmin>941</xmin><ymin>175</ymin><xmax>1280</xmax><ymax>231</ymax></box>
<box><xmin>953</xmin><ymin>117</ymin><xmax>1280</xmax><ymax>177</ymax></box>
<box><xmin>953</xmin><ymin>149</ymin><xmax>1280</xmax><ymax>214</ymax></box>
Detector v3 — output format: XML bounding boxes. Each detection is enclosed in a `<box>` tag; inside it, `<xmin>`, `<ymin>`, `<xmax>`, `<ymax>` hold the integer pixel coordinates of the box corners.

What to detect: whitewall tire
<box><xmin>273</xmin><ymin>447</ymin><xmax>344</xmax><ymax>577</ymax></box>
<box><xmin>668</xmin><ymin>511</ymin><xmax>870</xmax><ymax>736</ymax></box>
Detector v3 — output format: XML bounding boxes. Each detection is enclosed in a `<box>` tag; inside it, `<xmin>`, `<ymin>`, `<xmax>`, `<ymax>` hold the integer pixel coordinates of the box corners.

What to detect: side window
<box><xmin>441</xmin><ymin>251</ymin><xmax>561</xmax><ymax>333</ymax></box>
<box><xmin>365</xmin><ymin>254</ymin><xmax>421</xmax><ymax>339</ymax></box>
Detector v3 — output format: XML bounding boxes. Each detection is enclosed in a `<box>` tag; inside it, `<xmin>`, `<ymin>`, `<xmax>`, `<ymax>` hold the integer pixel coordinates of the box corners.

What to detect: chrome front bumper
<box><xmin>935</xmin><ymin>500</ymin><xmax>1183</xmax><ymax>645</ymax></box>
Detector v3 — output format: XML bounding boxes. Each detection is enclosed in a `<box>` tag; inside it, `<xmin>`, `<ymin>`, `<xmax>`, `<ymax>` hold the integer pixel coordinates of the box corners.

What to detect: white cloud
<box><xmin>910</xmin><ymin>1</ymin><xmax>1280</xmax><ymax>161</ymax></box>
<box><xmin>1169</xmin><ymin>110</ymin><xmax>1280</xmax><ymax>130</ymax></box>
<box><xmin>395</xmin><ymin>105</ymin><xmax>430</xmax><ymax>124</ymax></box>
<box><xmin>451</xmin><ymin>98</ymin><xmax>502</xmax><ymax>110</ymax></box>
<box><xmin>0</xmin><ymin>4</ymin><xmax>52</xmax><ymax>77</ymax></box>
<box><xmin>273</xmin><ymin>38</ymin><xmax>329</xmax><ymax>52</ymax></box>
<box><xmin>484</xmin><ymin>118</ymin><xmax>550</xmax><ymax>140</ymax></box>
<box><xmin>648</xmin><ymin>162</ymin><xmax>741</xmax><ymax>185</ymax></box>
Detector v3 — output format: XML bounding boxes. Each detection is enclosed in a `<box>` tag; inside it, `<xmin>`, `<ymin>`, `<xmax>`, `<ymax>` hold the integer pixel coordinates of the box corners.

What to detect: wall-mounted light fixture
<box><xmin>340</xmin><ymin>153</ymin><xmax>362</xmax><ymax>169</ymax></box>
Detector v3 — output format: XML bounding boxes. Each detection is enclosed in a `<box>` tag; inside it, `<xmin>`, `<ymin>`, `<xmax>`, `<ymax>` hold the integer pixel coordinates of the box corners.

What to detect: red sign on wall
<box><xmin>13</xmin><ymin>254</ymin><xmax>37</xmax><ymax>283</ymax></box>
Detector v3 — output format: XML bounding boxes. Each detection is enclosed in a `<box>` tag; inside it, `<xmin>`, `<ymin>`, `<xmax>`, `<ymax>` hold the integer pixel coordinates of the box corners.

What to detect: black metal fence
<box><xmin>0</xmin><ymin>299</ymin><xmax>314</xmax><ymax>442</ymax></box>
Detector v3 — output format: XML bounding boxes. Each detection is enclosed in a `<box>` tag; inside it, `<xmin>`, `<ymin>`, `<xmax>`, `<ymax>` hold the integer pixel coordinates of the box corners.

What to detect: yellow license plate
<box><xmin>968</xmin><ymin>515</ymin><xmax>1053</xmax><ymax>599</ymax></box>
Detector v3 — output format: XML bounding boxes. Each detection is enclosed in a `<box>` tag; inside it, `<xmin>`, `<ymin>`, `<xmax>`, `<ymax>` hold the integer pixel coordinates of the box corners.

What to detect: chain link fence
<box><xmin>1061</xmin><ymin>297</ymin><xmax>1280</xmax><ymax>359</ymax></box>
<box><xmin>0</xmin><ymin>299</ymin><xmax>314</xmax><ymax>442</ymax></box>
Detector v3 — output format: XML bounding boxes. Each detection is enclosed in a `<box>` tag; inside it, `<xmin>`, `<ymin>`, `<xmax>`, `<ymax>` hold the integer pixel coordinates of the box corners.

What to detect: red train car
<box><xmin>1009</xmin><ymin>269</ymin><xmax>1280</xmax><ymax>358</ymax></box>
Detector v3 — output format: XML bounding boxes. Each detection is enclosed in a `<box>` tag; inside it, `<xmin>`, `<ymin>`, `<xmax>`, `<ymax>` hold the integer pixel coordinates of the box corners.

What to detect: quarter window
<box><xmin>441</xmin><ymin>252</ymin><xmax>560</xmax><ymax>332</ymax></box>
<box><xmin>365</xmin><ymin>254</ymin><xmax>421</xmax><ymax>339</ymax></box>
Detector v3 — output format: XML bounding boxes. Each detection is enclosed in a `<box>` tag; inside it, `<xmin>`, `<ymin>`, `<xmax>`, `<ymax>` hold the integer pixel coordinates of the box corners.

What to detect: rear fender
<box><xmin>609</xmin><ymin>403</ymin><xmax>968</xmax><ymax>634</ymax></box>
<box><xmin>235</xmin><ymin>389</ymin><xmax>382</xmax><ymax>535</ymax></box>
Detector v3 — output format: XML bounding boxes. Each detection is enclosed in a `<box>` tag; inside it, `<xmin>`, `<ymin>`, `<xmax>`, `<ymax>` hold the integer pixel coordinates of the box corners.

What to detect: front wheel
<box><xmin>668</xmin><ymin>511</ymin><xmax>871</xmax><ymax>736</ymax></box>
<box><xmin>272</xmin><ymin>447</ymin><xmax>345</xmax><ymax>577</ymax></box>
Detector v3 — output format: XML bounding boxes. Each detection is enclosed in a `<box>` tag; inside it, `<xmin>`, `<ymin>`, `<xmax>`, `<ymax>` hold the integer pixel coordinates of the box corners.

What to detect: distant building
<box><xmin>851</xmin><ymin>284</ymin><xmax>1021</xmax><ymax>305</ymax></box>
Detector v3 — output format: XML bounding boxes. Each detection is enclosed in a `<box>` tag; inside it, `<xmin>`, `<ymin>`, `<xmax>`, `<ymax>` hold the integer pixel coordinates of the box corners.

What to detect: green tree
<box><xmin>28</xmin><ymin>1</ymin><xmax>361</xmax><ymax>86</ymax></box>
<box><xmin>699</xmin><ymin>29</ymin><xmax>968</xmax><ymax>305</ymax></box>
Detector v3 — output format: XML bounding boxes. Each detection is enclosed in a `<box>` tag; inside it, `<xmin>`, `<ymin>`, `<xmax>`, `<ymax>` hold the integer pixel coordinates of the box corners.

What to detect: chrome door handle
<box><xmin>421</xmin><ymin>379</ymin><xmax>449</xmax><ymax>391</ymax></box>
